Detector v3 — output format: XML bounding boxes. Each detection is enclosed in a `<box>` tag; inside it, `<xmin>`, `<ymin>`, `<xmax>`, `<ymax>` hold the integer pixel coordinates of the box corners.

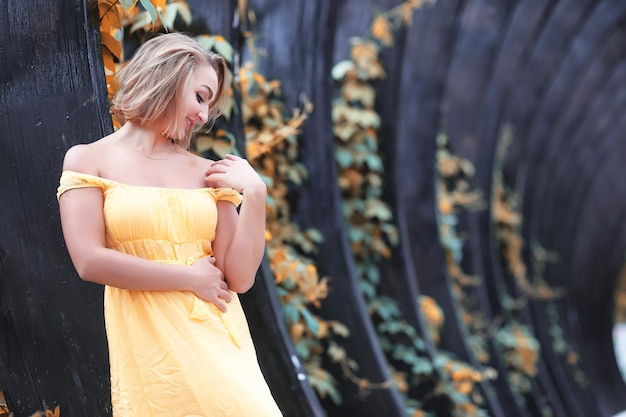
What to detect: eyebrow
<box><xmin>201</xmin><ymin>84</ymin><xmax>214</xmax><ymax>100</ymax></box>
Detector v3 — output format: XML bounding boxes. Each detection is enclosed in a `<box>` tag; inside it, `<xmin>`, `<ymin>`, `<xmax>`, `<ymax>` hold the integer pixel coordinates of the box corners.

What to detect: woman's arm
<box><xmin>207</xmin><ymin>155</ymin><xmax>267</xmax><ymax>293</ymax></box>
<box><xmin>59</xmin><ymin>146</ymin><xmax>232</xmax><ymax>311</ymax></box>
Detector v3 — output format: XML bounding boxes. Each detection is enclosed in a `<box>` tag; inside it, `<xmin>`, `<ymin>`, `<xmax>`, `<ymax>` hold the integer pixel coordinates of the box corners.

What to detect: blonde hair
<box><xmin>111</xmin><ymin>32</ymin><xmax>230</xmax><ymax>148</ymax></box>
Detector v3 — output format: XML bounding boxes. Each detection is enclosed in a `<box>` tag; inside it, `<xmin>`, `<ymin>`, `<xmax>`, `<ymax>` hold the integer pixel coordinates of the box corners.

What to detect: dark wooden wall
<box><xmin>248</xmin><ymin>0</ymin><xmax>626</xmax><ymax>416</ymax></box>
<box><xmin>0</xmin><ymin>0</ymin><xmax>112</xmax><ymax>415</ymax></box>
<box><xmin>1</xmin><ymin>0</ymin><xmax>625</xmax><ymax>416</ymax></box>
<box><xmin>1</xmin><ymin>0</ymin><xmax>324</xmax><ymax>416</ymax></box>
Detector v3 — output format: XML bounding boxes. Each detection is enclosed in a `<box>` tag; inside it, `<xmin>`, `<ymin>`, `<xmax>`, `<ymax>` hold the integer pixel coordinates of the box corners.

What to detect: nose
<box><xmin>197</xmin><ymin>111</ymin><xmax>208</xmax><ymax>124</ymax></box>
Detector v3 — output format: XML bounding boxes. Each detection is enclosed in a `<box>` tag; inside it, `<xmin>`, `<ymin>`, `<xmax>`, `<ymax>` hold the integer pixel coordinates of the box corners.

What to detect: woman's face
<box><xmin>171</xmin><ymin>63</ymin><xmax>219</xmax><ymax>138</ymax></box>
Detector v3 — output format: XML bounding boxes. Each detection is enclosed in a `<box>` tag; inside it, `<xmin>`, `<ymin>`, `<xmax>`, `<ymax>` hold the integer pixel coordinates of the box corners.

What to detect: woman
<box><xmin>57</xmin><ymin>32</ymin><xmax>282</xmax><ymax>416</ymax></box>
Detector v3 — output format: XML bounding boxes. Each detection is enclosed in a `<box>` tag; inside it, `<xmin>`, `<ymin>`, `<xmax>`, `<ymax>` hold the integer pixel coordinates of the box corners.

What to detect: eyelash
<box><xmin>196</xmin><ymin>93</ymin><xmax>205</xmax><ymax>104</ymax></box>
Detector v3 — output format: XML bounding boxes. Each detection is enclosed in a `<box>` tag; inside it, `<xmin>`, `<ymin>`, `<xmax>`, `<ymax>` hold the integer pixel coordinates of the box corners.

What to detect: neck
<box><xmin>121</xmin><ymin>122</ymin><xmax>178</xmax><ymax>159</ymax></box>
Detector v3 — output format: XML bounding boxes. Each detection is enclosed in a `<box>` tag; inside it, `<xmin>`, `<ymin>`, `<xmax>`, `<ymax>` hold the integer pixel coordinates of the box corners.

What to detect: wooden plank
<box><xmin>0</xmin><ymin>0</ymin><xmax>112</xmax><ymax>415</ymax></box>
<box><xmin>246</xmin><ymin>0</ymin><xmax>407</xmax><ymax>415</ymax></box>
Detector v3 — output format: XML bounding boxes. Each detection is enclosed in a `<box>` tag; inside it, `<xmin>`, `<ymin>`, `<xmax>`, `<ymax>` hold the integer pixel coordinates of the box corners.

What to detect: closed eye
<box><xmin>201</xmin><ymin>84</ymin><xmax>214</xmax><ymax>103</ymax></box>
<box><xmin>196</xmin><ymin>93</ymin><xmax>205</xmax><ymax>104</ymax></box>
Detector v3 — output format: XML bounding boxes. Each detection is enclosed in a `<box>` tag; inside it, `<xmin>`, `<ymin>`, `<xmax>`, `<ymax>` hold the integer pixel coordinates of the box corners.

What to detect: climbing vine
<box><xmin>228</xmin><ymin>62</ymin><xmax>351</xmax><ymax>404</ymax></box>
<box><xmin>492</xmin><ymin>125</ymin><xmax>544</xmax><ymax>405</ymax></box>
<box><xmin>332</xmin><ymin>7</ymin><xmax>432</xmax><ymax>415</ymax></box>
<box><xmin>1</xmin><ymin>1</ymin><xmax>605</xmax><ymax>417</ymax></box>
<box><xmin>492</xmin><ymin>125</ymin><xmax>585</xmax><ymax>409</ymax></box>
<box><xmin>96</xmin><ymin>0</ymin><xmax>354</xmax><ymax>406</ymax></box>
<box><xmin>331</xmin><ymin>2</ymin><xmax>489</xmax><ymax>416</ymax></box>
<box><xmin>435</xmin><ymin>131</ymin><xmax>490</xmax><ymax>367</ymax></box>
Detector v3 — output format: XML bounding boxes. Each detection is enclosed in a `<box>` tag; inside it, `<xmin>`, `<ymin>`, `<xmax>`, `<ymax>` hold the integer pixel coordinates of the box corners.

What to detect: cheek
<box><xmin>189</xmin><ymin>97</ymin><xmax>204</xmax><ymax>114</ymax></box>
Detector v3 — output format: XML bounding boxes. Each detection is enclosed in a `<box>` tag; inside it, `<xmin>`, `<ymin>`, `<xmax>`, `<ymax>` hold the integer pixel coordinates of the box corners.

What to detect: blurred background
<box><xmin>1</xmin><ymin>0</ymin><xmax>625</xmax><ymax>416</ymax></box>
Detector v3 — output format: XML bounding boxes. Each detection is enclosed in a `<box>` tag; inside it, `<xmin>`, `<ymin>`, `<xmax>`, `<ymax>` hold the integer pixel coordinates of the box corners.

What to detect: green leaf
<box><xmin>213</xmin><ymin>38</ymin><xmax>234</xmax><ymax>63</ymax></box>
<box><xmin>300</xmin><ymin>307</ymin><xmax>320</xmax><ymax>336</ymax></box>
<box><xmin>282</xmin><ymin>304</ymin><xmax>299</xmax><ymax>325</ymax></box>
<box><xmin>365</xmin><ymin>264</ymin><xmax>380</xmax><ymax>285</ymax></box>
<box><xmin>347</xmin><ymin>226</ymin><xmax>365</xmax><ymax>244</ymax></box>
<box><xmin>195</xmin><ymin>133</ymin><xmax>236</xmax><ymax>158</ymax></box>
<box><xmin>359</xmin><ymin>279</ymin><xmax>376</xmax><ymax>300</ymax></box>
<box><xmin>295</xmin><ymin>340</ymin><xmax>311</xmax><ymax>359</ymax></box>
<box><xmin>308</xmin><ymin>371</ymin><xmax>341</xmax><ymax>404</ymax></box>
<box><xmin>129</xmin><ymin>10</ymin><xmax>153</xmax><ymax>33</ymax></box>
<box><xmin>259</xmin><ymin>173</ymin><xmax>274</xmax><ymax>188</ymax></box>
<box><xmin>334</xmin><ymin>147</ymin><xmax>354</xmax><ymax>168</ymax></box>
<box><xmin>119</xmin><ymin>0</ymin><xmax>137</xmax><ymax>12</ymax></box>
<box><xmin>172</xmin><ymin>2</ymin><xmax>192</xmax><ymax>25</ymax></box>
<box><xmin>160</xmin><ymin>4</ymin><xmax>178</xmax><ymax>30</ymax></box>
<box><xmin>364</xmin><ymin>199</ymin><xmax>393</xmax><ymax>221</ymax></box>
<box><xmin>138</xmin><ymin>0</ymin><xmax>158</xmax><ymax>25</ymax></box>
<box><xmin>305</xmin><ymin>228</ymin><xmax>324</xmax><ymax>244</ymax></box>
<box><xmin>331</xmin><ymin>60</ymin><xmax>354</xmax><ymax>81</ymax></box>
<box><xmin>275</xmin><ymin>286</ymin><xmax>288</xmax><ymax>297</ymax></box>
<box><xmin>287</xmin><ymin>167</ymin><xmax>303</xmax><ymax>185</ymax></box>
<box><xmin>329</xmin><ymin>321</ymin><xmax>349</xmax><ymax>337</ymax></box>
<box><xmin>365</xmin><ymin>153</ymin><xmax>383</xmax><ymax>171</ymax></box>
<box><xmin>195</xmin><ymin>35</ymin><xmax>216</xmax><ymax>52</ymax></box>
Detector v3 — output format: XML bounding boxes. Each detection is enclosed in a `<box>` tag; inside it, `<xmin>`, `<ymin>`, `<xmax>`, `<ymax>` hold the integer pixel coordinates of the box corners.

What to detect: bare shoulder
<box><xmin>62</xmin><ymin>136</ymin><xmax>112</xmax><ymax>176</ymax></box>
<box><xmin>181</xmin><ymin>149</ymin><xmax>216</xmax><ymax>175</ymax></box>
<box><xmin>181</xmin><ymin>150</ymin><xmax>231</xmax><ymax>188</ymax></box>
<box><xmin>185</xmin><ymin>149</ymin><xmax>215</xmax><ymax>168</ymax></box>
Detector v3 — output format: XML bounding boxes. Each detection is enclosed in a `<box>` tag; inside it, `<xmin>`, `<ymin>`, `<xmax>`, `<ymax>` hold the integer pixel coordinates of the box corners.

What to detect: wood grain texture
<box><xmin>2</xmin><ymin>0</ymin><xmax>625</xmax><ymax>416</ymax></box>
<box><xmin>0</xmin><ymin>0</ymin><xmax>112</xmax><ymax>415</ymax></box>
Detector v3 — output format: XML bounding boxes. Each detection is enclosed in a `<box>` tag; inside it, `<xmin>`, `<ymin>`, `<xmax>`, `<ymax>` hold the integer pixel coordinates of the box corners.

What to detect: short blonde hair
<box><xmin>111</xmin><ymin>32</ymin><xmax>230</xmax><ymax>148</ymax></box>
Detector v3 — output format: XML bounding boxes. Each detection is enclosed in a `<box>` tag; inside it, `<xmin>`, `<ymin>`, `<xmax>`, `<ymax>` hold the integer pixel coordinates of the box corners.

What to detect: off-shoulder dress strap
<box><xmin>57</xmin><ymin>170</ymin><xmax>108</xmax><ymax>201</ymax></box>
<box><xmin>211</xmin><ymin>188</ymin><xmax>243</xmax><ymax>207</ymax></box>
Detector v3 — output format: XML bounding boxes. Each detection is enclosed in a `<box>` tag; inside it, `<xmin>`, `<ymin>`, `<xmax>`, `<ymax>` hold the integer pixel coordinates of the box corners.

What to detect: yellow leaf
<box><xmin>101</xmin><ymin>47</ymin><xmax>113</xmax><ymax>70</ymax></box>
<box><xmin>152</xmin><ymin>0</ymin><xmax>166</xmax><ymax>10</ymax></box>
<box><xmin>100</xmin><ymin>31</ymin><xmax>121</xmax><ymax>61</ymax></box>
<box><xmin>329</xmin><ymin>320</ymin><xmax>349</xmax><ymax>337</ymax></box>
<box><xmin>370</xmin><ymin>15</ymin><xmax>393</xmax><ymax>46</ymax></box>
<box><xmin>99</xmin><ymin>0</ymin><xmax>122</xmax><ymax>31</ymax></box>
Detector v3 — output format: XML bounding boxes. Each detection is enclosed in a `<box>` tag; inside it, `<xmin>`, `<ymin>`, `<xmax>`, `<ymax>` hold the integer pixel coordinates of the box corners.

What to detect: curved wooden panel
<box><xmin>509</xmin><ymin>2</ymin><xmax>626</xmax><ymax>416</ymax></box>
<box><xmin>470</xmin><ymin>2</ymin><xmax>608</xmax><ymax>416</ymax></box>
<box><xmin>247</xmin><ymin>0</ymin><xmax>407</xmax><ymax>415</ymax></box>
<box><xmin>0</xmin><ymin>0</ymin><xmax>112</xmax><ymax>415</ymax></box>
<box><xmin>440</xmin><ymin>0</ymin><xmax>573</xmax><ymax>415</ymax></box>
<box><xmin>3</xmin><ymin>1</ymin><xmax>625</xmax><ymax>417</ymax></box>
<box><xmin>566</xmin><ymin>147</ymin><xmax>626</xmax><ymax>416</ymax></box>
<box><xmin>497</xmin><ymin>1</ymin><xmax>626</xmax><ymax>416</ymax></box>
<box><xmin>379</xmin><ymin>1</ymin><xmax>531</xmax><ymax>416</ymax></box>
<box><xmin>240</xmin><ymin>262</ymin><xmax>327</xmax><ymax>417</ymax></box>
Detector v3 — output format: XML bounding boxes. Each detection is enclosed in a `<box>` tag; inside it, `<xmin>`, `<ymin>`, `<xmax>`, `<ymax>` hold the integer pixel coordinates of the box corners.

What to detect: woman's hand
<box><xmin>188</xmin><ymin>256</ymin><xmax>231</xmax><ymax>312</ymax></box>
<box><xmin>204</xmin><ymin>154</ymin><xmax>266</xmax><ymax>194</ymax></box>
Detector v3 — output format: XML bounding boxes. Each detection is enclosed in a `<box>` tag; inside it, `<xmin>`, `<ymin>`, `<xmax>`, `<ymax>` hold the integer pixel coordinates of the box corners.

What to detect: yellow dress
<box><xmin>57</xmin><ymin>171</ymin><xmax>282</xmax><ymax>417</ymax></box>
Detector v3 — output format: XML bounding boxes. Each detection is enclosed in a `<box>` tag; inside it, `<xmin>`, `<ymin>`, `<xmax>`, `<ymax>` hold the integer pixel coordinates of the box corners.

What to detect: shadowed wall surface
<box><xmin>1</xmin><ymin>0</ymin><xmax>625</xmax><ymax>416</ymax></box>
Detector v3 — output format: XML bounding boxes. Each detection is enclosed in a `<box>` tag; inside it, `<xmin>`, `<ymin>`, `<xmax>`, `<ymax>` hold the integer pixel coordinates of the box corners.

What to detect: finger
<box><xmin>220</xmin><ymin>290</ymin><xmax>232</xmax><ymax>303</ymax></box>
<box><xmin>217</xmin><ymin>155</ymin><xmax>240</xmax><ymax>164</ymax></box>
<box><xmin>205</xmin><ymin>176</ymin><xmax>232</xmax><ymax>189</ymax></box>
<box><xmin>204</xmin><ymin>161</ymin><xmax>217</xmax><ymax>174</ymax></box>
<box><xmin>205</xmin><ymin>172</ymin><xmax>222</xmax><ymax>181</ymax></box>
<box><xmin>205</xmin><ymin>165</ymin><xmax>228</xmax><ymax>174</ymax></box>
<box><xmin>213</xmin><ymin>297</ymin><xmax>227</xmax><ymax>312</ymax></box>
